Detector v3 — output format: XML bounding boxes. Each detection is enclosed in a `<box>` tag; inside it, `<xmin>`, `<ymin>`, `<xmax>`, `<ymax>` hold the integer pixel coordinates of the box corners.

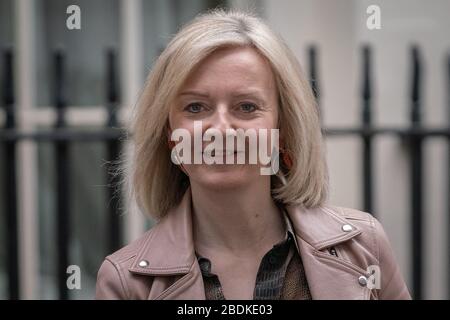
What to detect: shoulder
<box><xmin>95</xmin><ymin>228</ymin><xmax>155</xmax><ymax>299</ymax></box>
<box><xmin>325</xmin><ymin>205</ymin><xmax>390</xmax><ymax>261</ymax></box>
<box><xmin>328</xmin><ymin>205</ymin><xmax>384</xmax><ymax>245</ymax></box>
<box><xmin>330</xmin><ymin>205</ymin><xmax>377</xmax><ymax>225</ymax></box>
<box><xmin>324</xmin><ymin>205</ymin><xmax>411</xmax><ymax>299</ymax></box>
<box><xmin>107</xmin><ymin>228</ymin><xmax>154</xmax><ymax>265</ymax></box>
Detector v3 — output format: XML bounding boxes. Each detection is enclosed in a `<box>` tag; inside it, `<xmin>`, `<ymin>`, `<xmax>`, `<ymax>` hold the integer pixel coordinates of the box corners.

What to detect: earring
<box><xmin>280</xmin><ymin>147</ymin><xmax>293</xmax><ymax>170</ymax></box>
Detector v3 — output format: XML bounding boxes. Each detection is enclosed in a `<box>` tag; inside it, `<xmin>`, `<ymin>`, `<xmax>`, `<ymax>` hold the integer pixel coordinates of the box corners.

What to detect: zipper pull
<box><xmin>328</xmin><ymin>246</ymin><xmax>338</xmax><ymax>257</ymax></box>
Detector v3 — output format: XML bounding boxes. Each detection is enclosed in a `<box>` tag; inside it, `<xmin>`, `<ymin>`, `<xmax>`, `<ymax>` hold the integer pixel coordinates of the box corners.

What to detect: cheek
<box><xmin>248</xmin><ymin>114</ymin><xmax>278</xmax><ymax>131</ymax></box>
<box><xmin>254</xmin><ymin>105</ymin><xmax>279</xmax><ymax>130</ymax></box>
<box><xmin>255</xmin><ymin>114</ymin><xmax>279</xmax><ymax>153</ymax></box>
<box><xmin>270</xmin><ymin>108</ymin><xmax>279</xmax><ymax>129</ymax></box>
<box><xmin>168</xmin><ymin>109</ymin><xmax>183</xmax><ymax>129</ymax></box>
<box><xmin>168</xmin><ymin>111</ymin><xmax>195</xmax><ymax>134</ymax></box>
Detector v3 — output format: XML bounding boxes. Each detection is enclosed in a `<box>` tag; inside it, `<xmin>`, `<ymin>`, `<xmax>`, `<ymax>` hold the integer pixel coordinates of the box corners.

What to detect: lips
<box><xmin>204</xmin><ymin>150</ymin><xmax>240</xmax><ymax>157</ymax></box>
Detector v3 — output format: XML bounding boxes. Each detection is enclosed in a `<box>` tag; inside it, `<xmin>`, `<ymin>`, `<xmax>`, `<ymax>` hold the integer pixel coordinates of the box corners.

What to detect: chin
<box><xmin>189</xmin><ymin>164</ymin><xmax>257</xmax><ymax>190</ymax></box>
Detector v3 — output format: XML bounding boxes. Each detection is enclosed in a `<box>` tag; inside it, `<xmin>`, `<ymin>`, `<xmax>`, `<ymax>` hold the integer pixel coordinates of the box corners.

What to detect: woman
<box><xmin>96</xmin><ymin>9</ymin><xmax>411</xmax><ymax>300</ymax></box>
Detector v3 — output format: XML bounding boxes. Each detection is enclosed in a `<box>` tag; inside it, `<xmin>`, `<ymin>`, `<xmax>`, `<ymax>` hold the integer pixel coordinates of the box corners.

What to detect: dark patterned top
<box><xmin>195</xmin><ymin>211</ymin><xmax>312</xmax><ymax>300</ymax></box>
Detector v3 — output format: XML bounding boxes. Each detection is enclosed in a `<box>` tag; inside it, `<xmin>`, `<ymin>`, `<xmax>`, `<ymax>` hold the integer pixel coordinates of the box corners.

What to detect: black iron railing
<box><xmin>1</xmin><ymin>48</ymin><xmax>125</xmax><ymax>300</ymax></box>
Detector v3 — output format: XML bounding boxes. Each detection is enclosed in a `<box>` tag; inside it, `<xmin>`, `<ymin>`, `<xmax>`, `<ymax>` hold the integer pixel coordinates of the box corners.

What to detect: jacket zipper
<box><xmin>328</xmin><ymin>246</ymin><xmax>338</xmax><ymax>257</ymax></box>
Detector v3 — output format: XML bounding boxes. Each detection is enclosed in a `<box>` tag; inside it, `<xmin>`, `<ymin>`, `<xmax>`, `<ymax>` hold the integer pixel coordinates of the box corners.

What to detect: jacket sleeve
<box><xmin>95</xmin><ymin>258</ymin><xmax>128</xmax><ymax>300</ymax></box>
<box><xmin>372</xmin><ymin>216</ymin><xmax>412</xmax><ymax>300</ymax></box>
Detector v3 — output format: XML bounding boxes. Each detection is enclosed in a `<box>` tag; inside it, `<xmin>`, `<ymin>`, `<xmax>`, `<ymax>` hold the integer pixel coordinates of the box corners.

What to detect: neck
<box><xmin>191</xmin><ymin>177</ymin><xmax>286</xmax><ymax>257</ymax></box>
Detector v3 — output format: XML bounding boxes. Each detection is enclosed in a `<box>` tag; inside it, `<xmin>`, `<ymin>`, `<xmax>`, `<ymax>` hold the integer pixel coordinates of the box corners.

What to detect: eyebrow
<box><xmin>178</xmin><ymin>90</ymin><xmax>266</xmax><ymax>101</ymax></box>
<box><xmin>231</xmin><ymin>91</ymin><xmax>265</xmax><ymax>100</ymax></box>
<box><xmin>178</xmin><ymin>90</ymin><xmax>210</xmax><ymax>98</ymax></box>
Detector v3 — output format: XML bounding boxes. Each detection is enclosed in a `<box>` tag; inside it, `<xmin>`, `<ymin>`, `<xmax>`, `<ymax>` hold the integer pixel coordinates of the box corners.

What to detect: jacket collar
<box><xmin>284</xmin><ymin>203</ymin><xmax>361</xmax><ymax>251</ymax></box>
<box><xmin>129</xmin><ymin>186</ymin><xmax>362</xmax><ymax>276</ymax></box>
<box><xmin>128</xmin><ymin>187</ymin><xmax>195</xmax><ymax>276</ymax></box>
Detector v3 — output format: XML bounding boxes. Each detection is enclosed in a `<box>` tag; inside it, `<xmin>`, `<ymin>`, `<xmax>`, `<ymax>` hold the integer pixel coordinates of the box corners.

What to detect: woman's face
<box><xmin>168</xmin><ymin>46</ymin><xmax>279</xmax><ymax>190</ymax></box>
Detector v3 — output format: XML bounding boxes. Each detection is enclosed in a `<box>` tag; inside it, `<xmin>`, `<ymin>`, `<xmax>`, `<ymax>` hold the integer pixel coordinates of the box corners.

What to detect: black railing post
<box><xmin>361</xmin><ymin>45</ymin><xmax>374</xmax><ymax>215</ymax></box>
<box><xmin>308</xmin><ymin>46</ymin><xmax>322</xmax><ymax>125</ymax></box>
<box><xmin>105</xmin><ymin>48</ymin><xmax>122</xmax><ymax>253</ymax></box>
<box><xmin>53</xmin><ymin>49</ymin><xmax>70</xmax><ymax>300</ymax></box>
<box><xmin>2</xmin><ymin>48</ymin><xmax>19</xmax><ymax>299</ymax></box>
<box><xmin>410</xmin><ymin>45</ymin><xmax>423</xmax><ymax>300</ymax></box>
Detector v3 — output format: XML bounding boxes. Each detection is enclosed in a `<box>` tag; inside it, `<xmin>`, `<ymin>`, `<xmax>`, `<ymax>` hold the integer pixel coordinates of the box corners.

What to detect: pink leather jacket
<box><xmin>96</xmin><ymin>187</ymin><xmax>411</xmax><ymax>300</ymax></box>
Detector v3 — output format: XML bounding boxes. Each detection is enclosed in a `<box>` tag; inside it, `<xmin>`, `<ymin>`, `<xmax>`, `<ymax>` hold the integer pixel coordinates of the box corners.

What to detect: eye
<box><xmin>239</xmin><ymin>103</ymin><xmax>258</xmax><ymax>113</ymax></box>
<box><xmin>184</xmin><ymin>103</ymin><xmax>204</xmax><ymax>113</ymax></box>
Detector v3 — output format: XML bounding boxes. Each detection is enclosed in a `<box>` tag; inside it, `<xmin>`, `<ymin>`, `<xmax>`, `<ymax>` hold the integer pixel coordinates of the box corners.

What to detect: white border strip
<box><xmin>120</xmin><ymin>0</ymin><xmax>147</xmax><ymax>242</ymax></box>
<box><xmin>15</xmin><ymin>0</ymin><xmax>39</xmax><ymax>299</ymax></box>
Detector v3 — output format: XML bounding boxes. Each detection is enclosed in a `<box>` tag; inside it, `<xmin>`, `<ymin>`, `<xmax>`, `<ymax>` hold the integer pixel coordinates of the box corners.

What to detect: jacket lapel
<box><xmin>297</xmin><ymin>237</ymin><xmax>371</xmax><ymax>299</ymax></box>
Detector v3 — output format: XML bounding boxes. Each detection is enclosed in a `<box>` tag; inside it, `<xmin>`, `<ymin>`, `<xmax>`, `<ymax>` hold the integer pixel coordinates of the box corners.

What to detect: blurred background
<box><xmin>0</xmin><ymin>0</ymin><xmax>449</xmax><ymax>300</ymax></box>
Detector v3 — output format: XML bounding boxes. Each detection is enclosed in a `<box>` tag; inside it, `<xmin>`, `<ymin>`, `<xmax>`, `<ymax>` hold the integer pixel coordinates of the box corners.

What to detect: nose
<box><xmin>204</xmin><ymin>103</ymin><xmax>236</xmax><ymax>134</ymax></box>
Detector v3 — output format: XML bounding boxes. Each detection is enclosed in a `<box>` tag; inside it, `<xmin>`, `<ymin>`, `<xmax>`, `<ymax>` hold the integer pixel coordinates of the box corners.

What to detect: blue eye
<box><xmin>185</xmin><ymin>103</ymin><xmax>203</xmax><ymax>113</ymax></box>
<box><xmin>240</xmin><ymin>103</ymin><xmax>257</xmax><ymax>113</ymax></box>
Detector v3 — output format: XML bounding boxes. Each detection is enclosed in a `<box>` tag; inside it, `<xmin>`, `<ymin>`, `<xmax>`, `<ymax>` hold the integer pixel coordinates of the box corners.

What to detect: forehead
<box><xmin>180</xmin><ymin>46</ymin><xmax>276</xmax><ymax>92</ymax></box>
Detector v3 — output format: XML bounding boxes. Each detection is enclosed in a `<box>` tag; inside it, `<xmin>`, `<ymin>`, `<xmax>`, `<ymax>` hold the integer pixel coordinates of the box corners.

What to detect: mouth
<box><xmin>203</xmin><ymin>150</ymin><xmax>242</xmax><ymax>157</ymax></box>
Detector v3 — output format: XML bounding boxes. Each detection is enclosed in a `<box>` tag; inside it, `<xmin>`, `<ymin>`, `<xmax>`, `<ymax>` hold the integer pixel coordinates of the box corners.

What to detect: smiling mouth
<box><xmin>203</xmin><ymin>150</ymin><xmax>242</xmax><ymax>157</ymax></box>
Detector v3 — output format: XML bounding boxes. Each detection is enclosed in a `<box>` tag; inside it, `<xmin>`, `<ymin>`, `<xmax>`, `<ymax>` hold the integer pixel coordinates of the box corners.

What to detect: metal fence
<box><xmin>1</xmin><ymin>45</ymin><xmax>450</xmax><ymax>300</ymax></box>
<box><xmin>1</xmin><ymin>48</ymin><xmax>125</xmax><ymax>300</ymax></box>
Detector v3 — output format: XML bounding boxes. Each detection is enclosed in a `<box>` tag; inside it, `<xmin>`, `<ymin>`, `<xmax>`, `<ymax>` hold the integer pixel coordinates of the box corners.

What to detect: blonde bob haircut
<box><xmin>127</xmin><ymin>9</ymin><xmax>329</xmax><ymax>220</ymax></box>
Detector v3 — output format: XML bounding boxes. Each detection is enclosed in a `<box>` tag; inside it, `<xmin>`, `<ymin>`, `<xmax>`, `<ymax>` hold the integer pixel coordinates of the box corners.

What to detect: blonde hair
<box><xmin>126</xmin><ymin>8</ymin><xmax>329</xmax><ymax>220</ymax></box>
